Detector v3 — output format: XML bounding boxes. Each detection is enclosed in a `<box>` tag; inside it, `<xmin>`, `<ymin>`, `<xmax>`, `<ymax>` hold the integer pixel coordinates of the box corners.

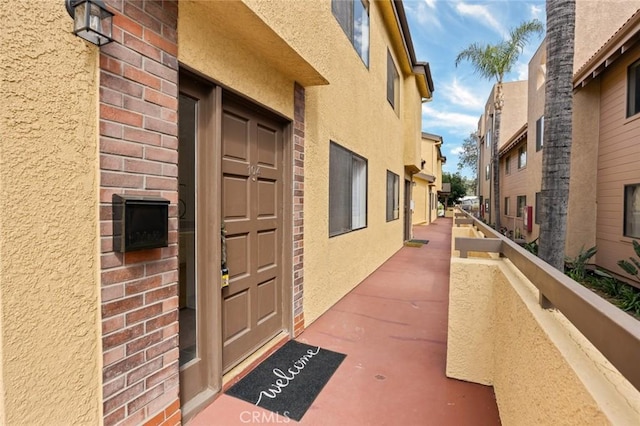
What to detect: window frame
<box><xmin>518</xmin><ymin>144</ymin><xmax>527</xmax><ymax>169</ymax></box>
<box><xmin>627</xmin><ymin>59</ymin><xmax>640</xmax><ymax>118</ymax></box>
<box><xmin>329</xmin><ymin>141</ymin><xmax>368</xmax><ymax>237</ymax></box>
<box><xmin>624</xmin><ymin>184</ymin><xmax>640</xmax><ymax>238</ymax></box>
<box><xmin>504</xmin><ymin>196</ymin><xmax>510</xmax><ymax>216</ymax></box>
<box><xmin>536</xmin><ymin>116</ymin><xmax>544</xmax><ymax>151</ymax></box>
<box><xmin>505</xmin><ymin>155</ymin><xmax>511</xmax><ymax>175</ymax></box>
<box><xmin>387</xmin><ymin>49</ymin><xmax>399</xmax><ymax>111</ymax></box>
<box><xmin>535</xmin><ymin>191</ymin><xmax>542</xmax><ymax>225</ymax></box>
<box><xmin>332</xmin><ymin>0</ymin><xmax>370</xmax><ymax>67</ymax></box>
<box><xmin>517</xmin><ymin>195</ymin><xmax>527</xmax><ymax>218</ymax></box>
<box><xmin>386</xmin><ymin>170</ymin><xmax>400</xmax><ymax>222</ymax></box>
<box><xmin>485</xmin><ymin>164</ymin><xmax>490</xmax><ymax>180</ymax></box>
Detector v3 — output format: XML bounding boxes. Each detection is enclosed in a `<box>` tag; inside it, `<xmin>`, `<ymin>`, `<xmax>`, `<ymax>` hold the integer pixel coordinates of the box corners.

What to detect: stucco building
<box><xmin>412</xmin><ymin>132</ymin><xmax>446</xmax><ymax>226</ymax></box>
<box><xmin>0</xmin><ymin>0</ymin><xmax>436</xmax><ymax>424</ymax></box>
<box><xmin>476</xmin><ymin>3</ymin><xmax>640</xmax><ymax>281</ymax></box>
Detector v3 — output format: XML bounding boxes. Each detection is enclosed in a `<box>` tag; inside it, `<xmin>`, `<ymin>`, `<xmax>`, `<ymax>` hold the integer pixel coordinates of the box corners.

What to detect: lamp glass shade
<box><xmin>72</xmin><ymin>0</ymin><xmax>113</xmax><ymax>46</ymax></box>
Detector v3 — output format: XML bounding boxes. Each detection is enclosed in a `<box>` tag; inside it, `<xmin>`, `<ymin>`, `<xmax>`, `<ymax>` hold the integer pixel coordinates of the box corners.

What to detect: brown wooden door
<box><xmin>221</xmin><ymin>97</ymin><xmax>285</xmax><ymax>372</ymax></box>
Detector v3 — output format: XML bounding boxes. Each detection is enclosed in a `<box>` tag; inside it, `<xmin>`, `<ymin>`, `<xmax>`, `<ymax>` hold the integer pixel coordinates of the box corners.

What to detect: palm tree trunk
<box><xmin>538</xmin><ymin>0</ymin><xmax>575</xmax><ymax>271</ymax></box>
<box><xmin>493</xmin><ymin>84</ymin><xmax>503</xmax><ymax>230</ymax></box>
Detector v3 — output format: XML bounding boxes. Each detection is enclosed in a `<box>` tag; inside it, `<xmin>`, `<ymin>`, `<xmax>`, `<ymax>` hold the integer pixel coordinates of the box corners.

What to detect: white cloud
<box><xmin>440</xmin><ymin>77</ymin><xmax>484</xmax><ymax>110</ymax></box>
<box><xmin>455</xmin><ymin>3</ymin><xmax>508</xmax><ymax>39</ymax></box>
<box><xmin>422</xmin><ymin>104</ymin><xmax>479</xmax><ymax>136</ymax></box>
<box><xmin>450</xmin><ymin>146</ymin><xmax>464</xmax><ymax>155</ymax></box>
<box><xmin>530</xmin><ymin>4</ymin><xmax>543</xmax><ymax>20</ymax></box>
<box><xmin>514</xmin><ymin>62</ymin><xmax>529</xmax><ymax>80</ymax></box>
<box><xmin>413</xmin><ymin>0</ymin><xmax>442</xmax><ymax>29</ymax></box>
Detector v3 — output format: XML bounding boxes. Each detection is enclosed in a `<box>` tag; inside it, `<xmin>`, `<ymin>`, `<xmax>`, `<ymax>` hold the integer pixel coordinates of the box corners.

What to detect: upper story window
<box><xmin>624</xmin><ymin>184</ymin><xmax>640</xmax><ymax>238</ymax></box>
<box><xmin>518</xmin><ymin>144</ymin><xmax>527</xmax><ymax>169</ymax></box>
<box><xmin>505</xmin><ymin>155</ymin><xmax>511</xmax><ymax>175</ymax></box>
<box><xmin>485</xmin><ymin>164</ymin><xmax>490</xmax><ymax>180</ymax></box>
<box><xmin>387</xmin><ymin>50</ymin><xmax>399</xmax><ymax>110</ymax></box>
<box><xmin>517</xmin><ymin>195</ymin><xmax>527</xmax><ymax>217</ymax></box>
<box><xmin>486</xmin><ymin>130</ymin><xmax>491</xmax><ymax>150</ymax></box>
<box><xmin>536</xmin><ymin>116</ymin><xmax>544</xmax><ymax>151</ymax></box>
<box><xmin>329</xmin><ymin>141</ymin><xmax>368</xmax><ymax>236</ymax></box>
<box><xmin>627</xmin><ymin>59</ymin><xmax>640</xmax><ymax>118</ymax></box>
<box><xmin>332</xmin><ymin>0</ymin><xmax>370</xmax><ymax>67</ymax></box>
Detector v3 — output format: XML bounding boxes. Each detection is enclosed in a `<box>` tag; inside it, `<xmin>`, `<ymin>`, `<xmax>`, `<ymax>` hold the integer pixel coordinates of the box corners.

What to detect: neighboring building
<box><xmin>477</xmin><ymin>4</ymin><xmax>640</xmax><ymax>277</ymax></box>
<box><xmin>412</xmin><ymin>132</ymin><xmax>446</xmax><ymax>225</ymax></box>
<box><xmin>0</xmin><ymin>1</ymin><xmax>436</xmax><ymax>425</ymax></box>
<box><xmin>476</xmin><ymin>80</ymin><xmax>528</xmax><ymax>225</ymax></box>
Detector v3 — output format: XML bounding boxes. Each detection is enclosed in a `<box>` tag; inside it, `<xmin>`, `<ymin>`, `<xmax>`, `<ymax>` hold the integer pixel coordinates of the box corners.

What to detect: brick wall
<box><xmin>293</xmin><ymin>83</ymin><xmax>305</xmax><ymax>337</ymax></box>
<box><xmin>98</xmin><ymin>1</ymin><xmax>180</xmax><ymax>425</ymax></box>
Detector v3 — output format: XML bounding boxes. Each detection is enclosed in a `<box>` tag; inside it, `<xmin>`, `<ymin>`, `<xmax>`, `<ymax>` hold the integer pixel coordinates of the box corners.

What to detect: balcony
<box><xmin>189</xmin><ymin>213</ymin><xmax>640</xmax><ymax>425</ymax></box>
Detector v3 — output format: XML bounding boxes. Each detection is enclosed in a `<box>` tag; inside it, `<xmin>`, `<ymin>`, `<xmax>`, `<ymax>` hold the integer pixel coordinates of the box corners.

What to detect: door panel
<box><xmin>221</xmin><ymin>99</ymin><xmax>284</xmax><ymax>372</ymax></box>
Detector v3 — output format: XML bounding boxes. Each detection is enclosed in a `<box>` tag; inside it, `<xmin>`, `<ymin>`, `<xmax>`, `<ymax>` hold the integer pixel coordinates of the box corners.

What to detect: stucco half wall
<box><xmin>0</xmin><ymin>1</ymin><xmax>101</xmax><ymax>424</ymax></box>
<box><xmin>447</xmin><ymin>257</ymin><xmax>640</xmax><ymax>425</ymax></box>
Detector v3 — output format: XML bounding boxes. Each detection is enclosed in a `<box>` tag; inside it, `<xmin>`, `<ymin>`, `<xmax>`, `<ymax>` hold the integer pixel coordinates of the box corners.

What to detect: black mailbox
<box><xmin>113</xmin><ymin>194</ymin><xmax>169</xmax><ymax>252</ymax></box>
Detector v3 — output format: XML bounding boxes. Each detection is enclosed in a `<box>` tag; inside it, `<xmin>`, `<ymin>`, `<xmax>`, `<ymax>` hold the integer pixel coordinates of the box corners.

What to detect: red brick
<box><xmin>123</xmin><ymin>2</ymin><xmax>162</xmax><ymax>34</ymax></box>
<box><xmin>161</xmin><ymin>322</ymin><xmax>178</xmax><ymax>340</ymax></box>
<box><xmin>125</xmin><ymin>158</ymin><xmax>164</xmax><ymax>176</ymax></box>
<box><xmin>144</xmin><ymin>87</ymin><xmax>177</xmax><ymax>109</ymax></box>
<box><xmin>101</xmin><ymin>104</ymin><xmax>143</xmax><ymax>127</ymax></box>
<box><xmin>101</xmin><ymin>73</ymin><xmax>144</xmax><ymax>98</ymax></box>
<box><xmin>162</xmin><ymin>410</ymin><xmax>181</xmax><ymax>426</ymax></box>
<box><xmin>101</xmin><ymin>171</ymin><xmax>145</xmax><ymax>189</ymax></box>
<box><xmin>125</xmin><ymin>275</ymin><xmax>163</xmax><ymax>295</ymax></box>
<box><xmin>104</xmin><ymin>346</ymin><xmax>125</xmax><ymax>367</ymax></box>
<box><xmin>114</xmin><ymin>13</ymin><xmax>144</xmax><ymax>38</ymax></box>
<box><xmin>100</xmin><ymin>121</ymin><xmax>123</xmax><ymax>138</ymax></box>
<box><xmin>128</xmin><ymin>383</ymin><xmax>164</xmax><ymax>413</ymax></box>
<box><xmin>161</xmin><ymin>108</ymin><xmax>177</xmax><ymax>123</ymax></box>
<box><xmin>120</xmin><ymin>404</ymin><xmax>147</xmax><ymax>426</ymax></box>
<box><xmin>101</xmin><ymin>137</ymin><xmax>144</xmax><ymax>158</ymax></box>
<box><xmin>100</xmin><ymin>53</ymin><xmax>123</xmax><ymax>75</ymax></box>
<box><xmin>102</xmin><ymin>253</ymin><xmax>123</xmax><ymax>269</ymax></box>
<box><xmin>143</xmin><ymin>58</ymin><xmax>178</xmax><ymax>83</ymax></box>
<box><xmin>164</xmin><ymin>398</ymin><xmax>180</xmax><ymax>417</ymax></box>
<box><xmin>162</xmin><ymin>347</ymin><xmax>179</xmax><ymax>365</ymax></box>
<box><xmin>102</xmin><ymin>265</ymin><xmax>145</xmax><ymax>285</ymax></box>
<box><xmin>146</xmin><ymin>258</ymin><xmax>178</xmax><ymax>277</ymax></box>
<box><xmin>103</xmin><ymin>295</ymin><xmax>144</xmax><ymax>318</ymax></box>
<box><xmin>146</xmin><ymin>388</ymin><xmax>178</xmax><ymax>420</ymax></box>
<box><xmin>101</xmin><ymin>87</ymin><xmax>123</xmax><ymax>107</ymax></box>
<box><xmin>143</xmin><ymin>28</ymin><xmax>178</xmax><ymax>56</ymax></box>
<box><xmin>124</xmin><ymin>247</ymin><xmax>163</xmax><ymax>264</ymax></box>
<box><xmin>144</xmin><ymin>146</ymin><xmax>177</xmax><ymax>164</ymax></box>
<box><xmin>146</xmin><ymin>176</ymin><xmax>176</xmax><ymax>191</ymax></box>
<box><xmin>127</xmin><ymin>357</ymin><xmax>163</xmax><ymax>386</ymax></box>
<box><xmin>146</xmin><ymin>335</ymin><xmax>178</xmax><ymax>361</ymax></box>
<box><xmin>161</xmin><ymin>52</ymin><xmax>178</xmax><ymax>72</ymax></box>
<box><xmin>161</xmin><ymin>78</ymin><xmax>177</xmax><ymax>96</ymax></box>
<box><xmin>123</xmin><ymin>64</ymin><xmax>162</xmax><ymax>90</ymax></box>
<box><xmin>102</xmin><ymin>42</ymin><xmax>143</xmax><ymax>68</ymax></box>
<box><xmin>162</xmin><ymin>296</ymin><xmax>178</xmax><ymax>312</ymax></box>
<box><xmin>161</xmin><ymin>135</ymin><xmax>178</xmax><ymax>150</ymax></box>
<box><xmin>123</xmin><ymin>126</ymin><xmax>162</xmax><ymax>146</ymax></box>
<box><xmin>144</xmin><ymin>1</ymin><xmax>177</xmax><ymax>27</ymax></box>
<box><xmin>123</xmin><ymin>32</ymin><xmax>162</xmax><ymax>62</ymax></box>
<box><xmin>100</xmin><ymin>220</ymin><xmax>113</xmax><ymax>237</ymax></box>
<box><xmin>123</xmin><ymin>95</ymin><xmax>162</xmax><ymax>118</ymax></box>
<box><xmin>145</xmin><ymin>310</ymin><xmax>177</xmax><ymax>333</ymax></box>
<box><xmin>104</xmin><ymin>406</ymin><xmax>125</xmax><ymax>426</ymax></box>
<box><xmin>161</xmin><ymin>22</ymin><xmax>177</xmax><ymax>43</ymax></box>
<box><xmin>103</xmin><ymin>315</ymin><xmax>125</xmax><ymax>335</ymax></box>
<box><xmin>102</xmin><ymin>284</ymin><xmax>125</xmax><ymax>303</ymax></box>
<box><xmin>144</xmin><ymin>410</ymin><xmax>165</xmax><ymax>426</ymax></box>
<box><xmin>103</xmin><ymin>376</ymin><xmax>126</xmax><ymax>400</ymax></box>
<box><xmin>101</xmin><ymin>154</ymin><xmax>123</xmax><ymax>171</ymax></box>
<box><xmin>144</xmin><ymin>116</ymin><xmax>177</xmax><ymax>136</ymax></box>
<box><xmin>103</xmin><ymin>323</ymin><xmax>145</xmax><ymax>351</ymax></box>
<box><xmin>146</xmin><ymin>362</ymin><xmax>178</xmax><ymax>388</ymax></box>
<box><xmin>126</xmin><ymin>302</ymin><xmax>163</xmax><ymax>326</ymax></box>
<box><xmin>103</xmin><ymin>352</ymin><xmax>145</xmax><ymax>382</ymax></box>
<box><xmin>126</xmin><ymin>329</ymin><xmax>162</xmax><ymax>356</ymax></box>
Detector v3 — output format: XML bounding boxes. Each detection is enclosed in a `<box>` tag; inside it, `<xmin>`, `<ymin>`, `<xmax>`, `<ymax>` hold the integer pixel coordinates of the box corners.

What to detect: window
<box><xmin>485</xmin><ymin>198</ymin><xmax>490</xmax><ymax>214</ymax></box>
<box><xmin>518</xmin><ymin>144</ymin><xmax>527</xmax><ymax>169</ymax></box>
<box><xmin>485</xmin><ymin>164</ymin><xmax>490</xmax><ymax>180</ymax></box>
<box><xmin>486</xmin><ymin>130</ymin><xmax>491</xmax><ymax>150</ymax></box>
<box><xmin>329</xmin><ymin>142</ymin><xmax>368</xmax><ymax>236</ymax></box>
<box><xmin>535</xmin><ymin>191</ymin><xmax>542</xmax><ymax>224</ymax></box>
<box><xmin>517</xmin><ymin>195</ymin><xmax>527</xmax><ymax>217</ymax></box>
<box><xmin>387</xmin><ymin>50</ymin><xmax>399</xmax><ymax>110</ymax></box>
<box><xmin>332</xmin><ymin>0</ymin><xmax>370</xmax><ymax>66</ymax></box>
<box><xmin>505</xmin><ymin>155</ymin><xmax>511</xmax><ymax>175</ymax></box>
<box><xmin>504</xmin><ymin>197</ymin><xmax>510</xmax><ymax>216</ymax></box>
<box><xmin>536</xmin><ymin>116</ymin><xmax>544</xmax><ymax>151</ymax></box>
<box><xmin>386</xmin><ymin>170</ymin><xmax>399</xmax><ymax>221</ymax></box>
<box><xmin>627</xmin><ymin>59</ymin><xmax>640</xmax><ymax>117</ymax></box>
<box><xmin>624</xmin><ymin>184</ymin><xmax>640</xmax><ymax>238</ymax></box>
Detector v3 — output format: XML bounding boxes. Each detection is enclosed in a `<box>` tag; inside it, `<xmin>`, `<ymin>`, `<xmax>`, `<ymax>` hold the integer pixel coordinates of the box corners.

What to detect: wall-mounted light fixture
<box><xmin>65</xmin><ymin>0</ymin><xmax>114</xmax><ymax>46</ymax></box>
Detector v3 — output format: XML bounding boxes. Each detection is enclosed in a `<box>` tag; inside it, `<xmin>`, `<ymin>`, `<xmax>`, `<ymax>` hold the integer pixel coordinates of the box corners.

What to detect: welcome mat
<box><xmin>226</xmin><ymin>340</ymin><xmax>346</xmax><ymax>421</ymax></box>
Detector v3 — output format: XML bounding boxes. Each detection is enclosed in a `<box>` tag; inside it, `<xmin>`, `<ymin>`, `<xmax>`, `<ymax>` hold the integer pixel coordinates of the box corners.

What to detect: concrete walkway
<box><xmin>190</xmin><ymin>218</ymin><xmax>501</xmax><ymax>425</ymax></box>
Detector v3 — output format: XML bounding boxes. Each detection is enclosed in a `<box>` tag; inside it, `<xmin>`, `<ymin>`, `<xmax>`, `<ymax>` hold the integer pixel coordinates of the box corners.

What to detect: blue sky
<box><xmin>403</xmin><ymin>0</ymin><xmax>546</xmax><ymax>177</ymax></box>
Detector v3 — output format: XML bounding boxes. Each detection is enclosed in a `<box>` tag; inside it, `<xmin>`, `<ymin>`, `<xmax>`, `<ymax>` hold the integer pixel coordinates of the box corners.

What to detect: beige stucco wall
<box><xmin>183</xmin><ymin>1</ymin><xmax>425</xmax><ymax>325</ymax></box>
<box><xmin>0</xmin><ymin>1</ymin><xmax>101</xmax><ymax>424</ymax></box>
<box><xmin>448</xmin><ymin>257</ymin><xmax>640</xmax><ymax>425</ymax></box>
<box><xmin>412</xmin><ymin>178</ymin><xmax>428</xmax><ymax>224</ymax></box>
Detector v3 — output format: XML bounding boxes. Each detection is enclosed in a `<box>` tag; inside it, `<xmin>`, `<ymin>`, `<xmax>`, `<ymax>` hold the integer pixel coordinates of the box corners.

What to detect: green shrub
<box><xmin>565</xmin><ymin>246</ymin><xmax>597</xmax><ymax>282</ymax></box>
<box><xmin>617</xmin><ymin>240</ymin><xmax>640</xmax><ymax>278</ymax></box>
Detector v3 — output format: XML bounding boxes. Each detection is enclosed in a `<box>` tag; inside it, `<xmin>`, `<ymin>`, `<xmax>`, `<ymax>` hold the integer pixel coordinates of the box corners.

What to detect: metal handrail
<box><xmin>453</xmin><ymin>209</ymin><xmax>640</xmax><ymax>393</ymax></box>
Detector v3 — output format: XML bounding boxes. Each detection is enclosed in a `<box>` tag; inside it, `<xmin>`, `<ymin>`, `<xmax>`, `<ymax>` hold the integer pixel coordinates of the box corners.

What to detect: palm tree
<box><xmin>456</xmin><ymin>20</ymin><xmax>543</xmax><ymax>230</ymax></box>
<box><xmin>538</xmin><ymin>0</ymin><xmax>575</xmax><ymax>271</ymax></box>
